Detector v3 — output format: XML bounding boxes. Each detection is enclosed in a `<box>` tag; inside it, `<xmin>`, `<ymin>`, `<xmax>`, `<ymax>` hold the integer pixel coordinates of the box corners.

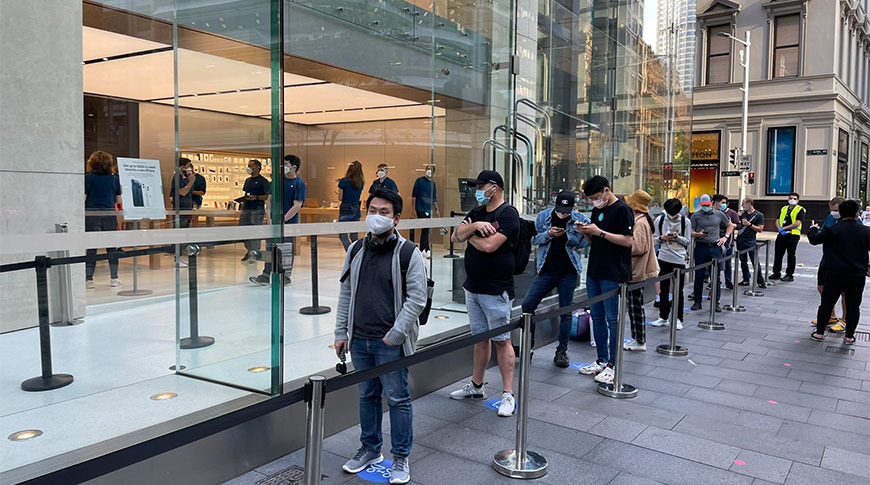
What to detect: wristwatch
<box><xmin>599</xmin><ymin>230</ymin><xmax>606</xmax><ymax>239</ymax></box>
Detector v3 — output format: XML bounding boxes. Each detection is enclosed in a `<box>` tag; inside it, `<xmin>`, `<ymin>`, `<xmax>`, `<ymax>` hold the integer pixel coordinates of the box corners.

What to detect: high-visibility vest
<box><xmin>779</xmin><ymin>205</ymin><xmax>805</xmax><ymax>235</ymax></box>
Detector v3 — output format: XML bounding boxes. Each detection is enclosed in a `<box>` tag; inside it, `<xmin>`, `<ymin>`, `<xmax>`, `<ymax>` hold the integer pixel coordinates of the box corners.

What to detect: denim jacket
<box><xmin>531</xmin><ymin>208</ymin><xmax>591</xmax><ymax>274</ymax></box>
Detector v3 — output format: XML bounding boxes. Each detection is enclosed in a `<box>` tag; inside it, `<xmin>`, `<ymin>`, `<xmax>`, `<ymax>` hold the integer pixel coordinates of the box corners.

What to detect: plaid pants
<box><xmin>627</xmin><ymin>287</ymin><xmax>646</xmax><ymax>344</ymax></box>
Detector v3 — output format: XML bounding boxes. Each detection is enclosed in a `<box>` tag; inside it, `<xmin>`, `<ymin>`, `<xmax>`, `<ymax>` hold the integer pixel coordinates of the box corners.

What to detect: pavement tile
<box><xmin>410</xmin><ymin>451</ymin><xmax>518</xmax><ymax>485</ymax></box>
<box><xmin>607</xmin><ymin>473</ymin><xmax>664</xmax><ymax>485</ymax></box>
<box><xmin>645</xmin><ymin>366</ymin><xmax>724</xmax><ymax>388</ymax></box>
<box><xmin>620</xmin><ymin>372</ymin><xmax>693</xmax><ymax>396</ymax></box>
<box><xmin>844</xmin><ymin>368</ymin><xmax>870</xmax><ymax>380</ymax></box>
<box><xmin>763</xmin><ymin>349</ymin><xmax>866</xmax><ymax>370</ymax></box>
<box><xmin>776</xmin><ymin>420</ymin><xmax>870</xmax><ymax>451</ymax></box>
<box><xmin>649</xmin><ymin>394</ymin><xmax>784</xmax><ymax>433</ymax></box>
<box><xmin>717</xmin><ymin>359</ymin><xmax>793</xmax><ymax>377</ymax></box>
<box><xmin>682</xmin><ymin>387</ymin><xmax>812</xmax><ymax>422</ymax></box>
<box><xmin>411</xmin><ymin>392</ymin><xmax>489</xmax><ymax>423</ymax></box>
<box><xmin>587</xmin><ymin>416</ymin><xmax>649</xmax><ymax>442</ymax></box>
<box><xmin>834</xmin><ymin>399</ymin><xmax>870</xmax><ymax>418</ymax></box>
<box><xmin>691</xmin><ymin>364</ymin><xmax>802</xmax><ymax>391</ymax></box>
<box><xmin>527</xmin><ymin>380</ymin><xmax>574</xmax><ymax>402</ymax></box>
<box><xmin>715</xmin><ymin>378</ymin><xmax>760</xmax><ymax>396</ymax></box>
<box><xmin>630</xmin><ymin>426</ymin><xmax>741</xmax><ymax>469</ymax></box>
<box><xmin>553</xmin><ymin>390</ymin><xmax>684</xmax><ymax>429</ymax></box>
<box><xmin>752</xmin><ymin>387</ymin><xmax>838</xmax><ymax>411</ymax></box>
<box><xmin>729</xmin><ymin>449</ymin><xmax>793</xmax><ymax>484</ymax></box>
<box><xmin>820</xmin><ymin>446</ymin><xmax>870</xmax><ymax>478</ymax></box>
<box><xmin>806</xmin><ymin>409</ymin><xmax>870</xmax><ymax>435</ymax></box>
<box><xmin>414</xmin><ymin>422</ymin><xmax>514</xmax><ymax>465</ymax></box>
<box><xmin>535</xmin><ymin>447</ymin><xmax>621</xmax><ymax>485</ymax></box>
<box><xmin>222</xmin><ymin>470</ymin><xmax>269</xmax><ymax>485</ymax></box>
<box><xmin>796</xmin><ymin>381</ymin><xmax>870</xmax><ymax>405</ymax></box>
<box><xmin>254</xmin><ymin>449</ymin><xmax>354</xmax><ymax>485</ymax></box>
<box><xmin>785</xmin><ymin>461</ymin><xmax>870</xmax><ymax>485</ymax></box>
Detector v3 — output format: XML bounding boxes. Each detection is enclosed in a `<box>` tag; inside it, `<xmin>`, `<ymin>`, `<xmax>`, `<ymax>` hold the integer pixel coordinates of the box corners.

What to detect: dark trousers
<box><xmin>239</xmin><ymin>210</ymin><xmax>265</xmax><ymax>251</ymax></box>
<box><xmin>85</xmin><ymin>215</ymin><xmax>120</xmax><ymax>280</ymax></box>
<box><xmin>737</xmin><ymin>239</ymin><xmax>764</xmax><ymax>285</ymax></box>
<box><xmin>693</xmin><ymin>243</ymin><xmax>723</xmax><ymax>304</ymax></box>
<box><xmin>658</xmin><ymin>260</ymin><xmax>685</xmax><ymax>321</ymax></box>
<box><xmin>772</xmin><ymin>233</ymin><xmax>799</xmax><ymax>277</ymax></box>
<box><xmin>338</xmin><ymin>203</ymin><xmax>361</xmax><ymax>251</ymax></box>
<box><xmin>722</xmin><ymin>245</ymin><xmax>734</xmax><ymax>285</ymax></box>
<box><xmin>521</xmin><ymin>271</ymin><xmax>578</xmax><ymax>351</ymax></box>
<box><xmin>409</xmin><ymin>210</ymin><xmax>431</xmax><ymax>251</ymax></box>
<box><xmin>816</xmin><ymin>273</ymin><xmax>865</xmax><ymax>338</ymax></box>
<box><xmin>626</xmin><ymin>288</ymin><xmax>646</xmax><ymax>344</ymax></box>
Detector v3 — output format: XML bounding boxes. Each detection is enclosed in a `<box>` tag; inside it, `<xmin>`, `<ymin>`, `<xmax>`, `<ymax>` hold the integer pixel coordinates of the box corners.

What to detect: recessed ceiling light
<box><xmin>434</xmin><ymin>315</ymin><xmax>449</xmax><ymax>320</ymax></box>
<box><xmin>204</xmin><ymin>65</ymin><xmax>215</xmax><ymax>69</ymax></box>
<box><xmin>150</xmin><ymin>392</ymin><xmax>178</xmax><ymax>401</ymax></box>
<box><xmin>248</xmin><ymin>366</ymin><xmax>270</xmax><ymax>373</ymax></box>
<box><xmin>8</xmin><ymin>430</ymin><xmax>42</xmax><ymax>441</ymax></box>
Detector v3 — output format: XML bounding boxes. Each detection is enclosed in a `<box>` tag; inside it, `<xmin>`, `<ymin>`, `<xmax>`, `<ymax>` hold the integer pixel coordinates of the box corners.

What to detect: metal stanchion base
<box><xmin>597</xmin><ymin>382</ymin><xmax>638</xmax><ymax>399</ymax></box>
<box><xmin>180</xmin><ymin>336</ymin><xmax>215</xmax><ymax>349</ymax></box>
<box><xmin>300</xmin><ymin>306</ymin><xmax>331</xmax><ymax>315</ymax></box>
<box><xmin>117</xmin><ymin>289</ymin><xmax>154</xmax><ymax>297</ymax></box>
<box><xmin>744</xmin><ymin>290</ymin><xmax>764</xmax><ymax>297</ymax></box>
<box><xmin>492</xmin><ymin>449</ymin><xmax>549</xmax><ymax>479</ymax></box>
<box><xmin>722</xmin><ymin>305</ymin><xmax>746</xmax><ymax>312</ymax></box>
<box><xmin>656</xmin><ymin>344</ymin><xmax>688</xmax><ymax>356</ymax></box>
<box><xmin>51</xmin><ymin>318</ymin><xmax>84</xmax><ymax>327</ymax></box>
<box><xmin>765</xmin><ymin>281</ymin><xmax>776</xmax><ymax>287</ymax></box>
<box><xmin>698</xmin><ymin>321</ymin><xmax>725</xmax><ymax>330</ymax></box>
<box><xmin>21</xmin><ymin>374</ymin><xmax>74</xmax><ymax>392</ymax></box>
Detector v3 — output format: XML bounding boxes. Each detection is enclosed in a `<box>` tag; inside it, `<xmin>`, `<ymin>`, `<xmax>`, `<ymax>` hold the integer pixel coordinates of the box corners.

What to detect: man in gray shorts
<box><xmin>448</xmin><ymin>170</ymin><xmax>520</xmax><ymax>417</ymax></box>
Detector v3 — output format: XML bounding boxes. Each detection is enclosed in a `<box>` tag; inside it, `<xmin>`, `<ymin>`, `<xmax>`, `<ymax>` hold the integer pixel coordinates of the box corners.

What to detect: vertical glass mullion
<box><xmin>269</xmin><ymin>0</ymin><xmax>285</xmax><ymax>395</ymax></box>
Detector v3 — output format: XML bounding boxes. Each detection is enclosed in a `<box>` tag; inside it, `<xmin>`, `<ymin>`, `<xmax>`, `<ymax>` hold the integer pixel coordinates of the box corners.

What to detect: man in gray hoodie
<box><xmin>334</xmin><ymin>188</ymin><xmax>428</xmax><ymax>485</ymax></box>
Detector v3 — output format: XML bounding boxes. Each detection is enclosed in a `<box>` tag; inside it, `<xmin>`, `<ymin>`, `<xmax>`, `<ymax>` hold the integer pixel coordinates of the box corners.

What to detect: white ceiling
<box><xmin>82</xmin><ymin>26</ymin><xmax>443</xmax><ymax>124</ymax></box>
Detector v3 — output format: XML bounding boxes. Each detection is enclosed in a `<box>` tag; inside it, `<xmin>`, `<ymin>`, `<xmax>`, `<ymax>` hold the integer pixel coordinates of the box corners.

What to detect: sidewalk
<box><xmin>228</xmin><ymin>241</ymin><xmax>870</xmax><ymax>485</ymax></box>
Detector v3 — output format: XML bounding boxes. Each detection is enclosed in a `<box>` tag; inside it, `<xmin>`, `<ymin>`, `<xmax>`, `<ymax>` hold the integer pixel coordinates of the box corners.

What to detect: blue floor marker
<box><xmin>569</xmin><ymin>361</ymin><xmax>590</xmax><ymax>370</ymax></box>
<box><xmin>357</xmin><ymin>459</ymin><xmax>392</xmax><ymax>483</ymax></box>
<box><xmin>485</xmin><ymin>398</ymin><xmax>519</xmax><ymax>413</ymax></box>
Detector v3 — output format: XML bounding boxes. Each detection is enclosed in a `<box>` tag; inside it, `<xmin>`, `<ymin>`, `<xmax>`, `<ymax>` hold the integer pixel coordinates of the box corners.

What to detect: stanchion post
<box><xmin>745</xmin><ymin>243</ymin><xmax>764</xmax><ymax>297</ymax></box>
<box><xmin>444</xmin><ymin>211</ymin><xmax>460</xmax><ymax>259</ymax></box>
<box><xmin>688</xmin><ymin>238</ymin><xmax>695</xmax><ymax>283</ymax></box>
<box><xmin>303</xmin><ymin>375</ymin><xmax>326</xmax><ymax>485</ymax></box>
<box><xmin>699</xmin><ymin>259</ymin><xmax>725</xmax><ymax>330</ymax></box>
<box><xmin>21</xmin><ymin>256</ymin><xmax>74</xmax><ymax>392</ymax></box>
<box><xmin>597</xmin><ymin>284</ymin><xmax>638</xmax><ymax>399</ymax></box>
<box><xmin>180</xmin><ymin>247</ymin><xmax>215</xmax><ymax>349</ymax></box>
<box><xmin>300</xmin><ymin>235</ymin><xmax>331</xmax><ymax>315</ymax></box>
<box><xmin>657</xmin><ymin>270</ymin><xmax>688</xmax><ymax>356</ymax></box>
<box><xmin>723</xmin><ymin>249</ymin><xmax>746</xmax><ymax>312</ymax></box>
<box><xmin>764</xmin><ymin>240</ymin><xmax>775</xmax><ymax>286</ymax></box>
<box><xmin>493</xmin><ymin>313</ymin><xmax>549</xmax><ymax>479</ymax></box>
<box><xmin>117</xmin><ymin>221</ymin><xmax>153</xmax><ymax>297</ymax></box>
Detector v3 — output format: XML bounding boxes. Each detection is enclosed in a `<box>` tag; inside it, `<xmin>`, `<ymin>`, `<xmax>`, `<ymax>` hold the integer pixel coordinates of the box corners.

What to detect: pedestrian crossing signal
<box><xmin>747</xmin><ymin>171</ymin><xmax>755</xmax><ymax>184</ymax></box>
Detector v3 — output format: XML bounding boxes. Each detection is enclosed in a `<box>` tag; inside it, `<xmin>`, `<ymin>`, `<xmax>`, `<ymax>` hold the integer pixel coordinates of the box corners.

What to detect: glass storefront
<box><xmin>0</xmin><ymin>0</ymin><xmax>692</xmax><ymax>481</ymax></box>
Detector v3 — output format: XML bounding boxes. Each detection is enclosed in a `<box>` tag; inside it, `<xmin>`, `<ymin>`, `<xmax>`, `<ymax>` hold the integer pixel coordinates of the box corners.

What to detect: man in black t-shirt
<box><xmin>736</xmin><ymin>196</ymin><xmax>765</xmax><ymax>288</ymax></box>
<box><xmin>239</xmin><ymin>159</ymin><xmax>271</xmax><ymax>263</ymax></box>
<box><xmin>448</xmin><ymin>170</ymin><xmax>520</xmax><ymax>418</ymax></box>
<box><xmin>575</xmin><ymin>176</ymin><xmax>634</xmax><ymax>386</ymax></box>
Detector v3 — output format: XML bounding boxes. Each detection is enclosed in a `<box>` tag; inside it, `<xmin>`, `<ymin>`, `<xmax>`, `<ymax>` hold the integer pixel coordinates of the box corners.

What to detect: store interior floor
<box><xmin>0</xmin><ymin>236</ymin><xmax>478</xmax><ymax>482</ymax></box>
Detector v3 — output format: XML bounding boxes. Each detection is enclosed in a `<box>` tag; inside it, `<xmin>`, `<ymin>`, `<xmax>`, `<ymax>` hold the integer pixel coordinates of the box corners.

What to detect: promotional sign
<box><xmin>117</xmin><ymin>157</ymin><xmax>165</xmax><ymax>220</ymax></box>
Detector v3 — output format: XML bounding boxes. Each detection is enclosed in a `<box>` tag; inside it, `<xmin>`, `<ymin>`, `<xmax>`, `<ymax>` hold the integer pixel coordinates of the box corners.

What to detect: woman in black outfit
<box><xmin>84</xmin><ymin>151</ymin><xmax>123</xmax><ymax>288</ymax></box>
<box><xmin>337</xmin><ymin>160</ymin><xmax>365</xmax><ymax>250</ymax></box>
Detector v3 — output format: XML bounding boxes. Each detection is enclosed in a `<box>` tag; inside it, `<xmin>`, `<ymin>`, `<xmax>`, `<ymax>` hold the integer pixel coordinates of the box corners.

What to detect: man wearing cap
<box><xmin>521</xmin><ymin>190</ymin><xmax>590</xmax><ymax>367</ymax></box>
<box><xmin>449</xmin><ymin>170</ymin><xmax>520</xmax><ymax>417</ymax></box>
<box><xmin>690</xmin><ymin>194</ymin><xmax>734</xmax><ymax>311</ymax></box>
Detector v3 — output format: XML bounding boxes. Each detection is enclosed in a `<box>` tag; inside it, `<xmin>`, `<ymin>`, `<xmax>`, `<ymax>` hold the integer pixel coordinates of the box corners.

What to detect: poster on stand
<box><xmin>117</xmin><ymin>157</ymin><xmax>165</xmax><ymax>220</ymax></box>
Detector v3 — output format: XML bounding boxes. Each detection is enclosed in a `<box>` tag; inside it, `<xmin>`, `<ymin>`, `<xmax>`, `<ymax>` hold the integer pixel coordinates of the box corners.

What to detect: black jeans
<box><xmin>409</xmin><ymin>210</ymin><xmax>431</xmax><ymax>251</ymax></box>
<box><xmin>239</xmin><ymin>210</ymin><xmax>265</xmax><ymax>251</ymax></box>
<box><xmin>816</xmin><ymin>273</ymin><xmax>865</xmax><ymax>338</ymax></box>
<box><xmin>658</xmin><ymin>260</ymin><xmax>685</xmax><ymax>321</ymax></box>
<box><xmin>772</xmin><ymin>233</ymin><xmax>799</xmax><ymax>277</ymax></box>
<box><xmin>85</xmin><ymin>215</ymin><xmax>120</xmax><ymax>280</ymax></box>
<box><xmin>338</xmin><ymin>203</ymin><xmax>361</xmax><ymax>251</ymax></box>
<box><xmin>693</xmin><ymin>243</ymin><xmax>723</xmax><ymax>304</ymax></box>
<box><xmin>737</xmin><ymin>239</ymin><xmax>764</xmax><ymax>285</ymax></box>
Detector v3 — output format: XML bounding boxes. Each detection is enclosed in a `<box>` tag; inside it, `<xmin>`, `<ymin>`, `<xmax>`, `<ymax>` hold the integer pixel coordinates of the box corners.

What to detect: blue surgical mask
<box><xmin>701</xmin><ymin>206</ymin><xmax>712</xmax><ymax>213</ymax></box>
<box><xmin>475</xmin><ymin>189</ymin><xmax>491</xmax><ymax>205</ymax></box>
<box><xmin>720</xmin><ymin>203</ymin><xmax>728</xmax><ymax>211</ymax></box>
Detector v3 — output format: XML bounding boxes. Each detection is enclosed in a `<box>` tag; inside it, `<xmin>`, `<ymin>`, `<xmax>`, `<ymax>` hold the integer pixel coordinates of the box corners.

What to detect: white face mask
<box><xmin>592</xmin><ymin>198</ymin><xmax>607</xmax><ymax>209</ymax></box>
<box><xmin>426</xmin><ymin>169</ymin><xmax>433</xmax><ymax>178</ymax></box>
<box><xmin>246</xmin><ymin>167</ymin><xmax>253</xmax><ymax>175</ymax></box>
<box><xmin>377</xmin><ymin>170</ymin><xmax>386</xmax><ymax>179</ymax></box>
<box><xmin>831</xmin><ymin>211</ymin><xmax>841</xmax><ymax>220</ymax></box>
<box><xmin>366</xmin><ymin>214</ymin><xmax>395</xmax><ymax>235</ymax></box>
<box><xmin>788</xmin><ymin>198</ymin><xmax>797</xmax><ymax>206</ymax></box>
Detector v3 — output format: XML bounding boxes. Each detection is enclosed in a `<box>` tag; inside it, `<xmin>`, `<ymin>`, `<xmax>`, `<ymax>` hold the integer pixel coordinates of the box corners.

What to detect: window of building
<box><xmin>838</xmin><ymin>129</ymin><xmax>849</xmax><ymax>197</ymax></box>
<box><xmin>773</xmin><ymin>14</ymin><xmax>800</xmax><ymax>78</ymax></box>
<box><xmin>767</xmin><ymin>127</ymin><xmax>796</xmax><ymax>194</ymax></box>
<box><xmin>706</xmin><ymin>24</ymin><xmax>731</xmax><ymax>85</ymax></box>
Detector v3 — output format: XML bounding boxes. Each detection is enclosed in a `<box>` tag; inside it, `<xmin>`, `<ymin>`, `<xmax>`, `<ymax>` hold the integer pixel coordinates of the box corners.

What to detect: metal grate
<box><xmin>824</xmin><ymin>346</ymin><xmax>855</xmax><ymax>356</ymax></box>
<box><xmin>257</xmin><ymin>465</ymin><xmax>326</xmax><ymax>485</ymax></box>
<box><xmin>853</xmin><ymin>331</ymin><xmax>870</xmax><ymax>342</ymax></box>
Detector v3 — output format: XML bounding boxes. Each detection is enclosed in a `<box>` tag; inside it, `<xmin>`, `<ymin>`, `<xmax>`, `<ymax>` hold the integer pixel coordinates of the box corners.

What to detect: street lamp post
<box><xmin>719</xmin><ymin>30</ymin><xmax>751</xmax><ymax>205</ymax></box>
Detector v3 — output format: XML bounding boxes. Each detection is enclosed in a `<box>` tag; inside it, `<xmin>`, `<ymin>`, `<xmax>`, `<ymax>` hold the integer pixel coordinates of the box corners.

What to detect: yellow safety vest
<box><xmin>779</xmin><ymin>205</ymin><xmax>805</xmax><ymax>235</ymax></box>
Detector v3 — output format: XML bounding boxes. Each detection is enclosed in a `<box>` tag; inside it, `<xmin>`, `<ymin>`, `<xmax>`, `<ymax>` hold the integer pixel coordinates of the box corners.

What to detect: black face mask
<box><xmin>551</xmin><ymin>213</ymin><xmax>569</xmax><ymax>228</ymax></box>
<box><xmin>365</xmin><ymin>232</ymin><xmax>398</xmax><ymax>252</ymax></box>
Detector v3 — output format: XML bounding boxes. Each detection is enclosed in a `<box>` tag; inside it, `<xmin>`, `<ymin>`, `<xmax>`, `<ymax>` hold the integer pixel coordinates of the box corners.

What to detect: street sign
<box><xmin>722</xmin><ymin>170</ymin><xmax>741</xmax><ymax>177</ymax></box>
<box><xmin>807</xmin><ymin>149</ymin><xmax>828</xmax><ymax>156</ymax></box>
<box><xmin>737</xmin><ymin>155</ymin><xmax>752</xmax><ymax>171</ymax></box>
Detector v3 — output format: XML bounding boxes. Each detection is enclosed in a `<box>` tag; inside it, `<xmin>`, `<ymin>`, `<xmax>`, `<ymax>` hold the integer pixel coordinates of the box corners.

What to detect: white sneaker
<box><xmin>578</xmin><ymin>361</ymin><xmax>604</xmax><ymax>375</ymax></box>
<box><xmin>624</xmin><ymin>339</ymin><xmax>646</xmax><ymax>351</ymax></box>
<box><xmin>676</xmin><ymin>319</ymin><xmax>683</xmax><ymax>330</ymax></box>
<box><xmin>86</xmin><ymin>280</ymin><xmax>95</xmax><ymax>289</ymax></box>
<box><xmin>449</xmin><ymin>382</ymin><xmax>486</xmax><ymax>400</ymax></box>
<box><xmin>497</xmin><ymin>392</ymin><xmax>515</xmax><ymax>417</ymax></box>
<box><xmin>650</xmin><ymin>318</ymin><xmax>669</xmax><ymax>327</ymax></box>
<box><xmin>594</xmin><ymin>366</ymin><xmax>615</xmax><ymax>384</ymax></box>
<box><xmin>110</xmin><ymin>278</ymin><xmax>123</xmax><ymax>287</ymax></box>
<box><xmin>422</xmin><ymin>249</ymin><xmax>431</xmax><ymax>259</ymax></box>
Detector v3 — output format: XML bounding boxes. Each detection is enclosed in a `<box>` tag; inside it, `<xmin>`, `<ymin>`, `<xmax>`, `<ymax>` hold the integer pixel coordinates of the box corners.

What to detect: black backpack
<box><xmin>491</xmin><ymin>203</ymin><xmax>534</xmax><ymax>275</ymax></box>
<box><xmin>657</xmin><ymin>213</ymin><xmax>686</xmax><ymax>237</ymax></box>
<box><xmin>341</xmin><ymin>239</ymin><xmax>434</xmax><ymax>325</ymax></box>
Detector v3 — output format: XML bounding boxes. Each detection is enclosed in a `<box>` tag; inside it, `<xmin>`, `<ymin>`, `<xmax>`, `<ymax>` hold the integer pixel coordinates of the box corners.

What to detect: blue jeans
<box><xmin>521</xmin><ymin>271</ymin><xmax>578</xmax><ymax>351</ymax></box>
<box><xmin>585</xmin><ymin>278</ymin><xmax>621</xmax><ymax>366</ymax></box>
<box><xmin>693</xmin><ymin>243</ymin><xmax>723</xmax><ymax>303</ymax></box>
<box><xmin>351</xmin><ymin>337</ymin><xmax>412</xmax><ymax>457</ymax></box>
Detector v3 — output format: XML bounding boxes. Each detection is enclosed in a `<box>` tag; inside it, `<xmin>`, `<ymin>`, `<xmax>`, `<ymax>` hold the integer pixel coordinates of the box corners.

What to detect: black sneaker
<box><xmin>282</xmin><ymin>275</ymin><xmax>291</xmax><ymax>285</ymax></box>
<box><xmin>687</xmin><ymin>294</ymin><xmax>694</xmax><ymax>301</ymax></box>
<box><xmin>653</xmin><ymin>300</ymin><xmax>660</xmax><ymax>308</ymax></box>
<box><xmin>553</xmin><ymin>350</ymin><xmax>569</xmax><ymax>368</ymax></box>
<box><xmin>715</xmin><ymin>305</ymin><xmax>723</xmax><ymax>312</ymax></box>
<box><xmin>725</xmin><ymin>283</ymin><xmax>734</xmax><ymax>290</ymax></box>
<box><xmin>758</xmin><ymin>282</ymin><xmax>767</xmax><ymax>289</ymax></box>
<box><xmin>240</xmin><ymin>250</ymin><xmax>251</xmax><ymax>262</ymax></box>
<box><xmin>781</xmin><ymin>275</ymin><xmax>794</xmax><ymax>282</ymax></box>
<box><xmin>738</xmin><ymin>281</ymin><xmax>749</xmax><ymax>286</ymax></box>
<box><xmin>769</xmin><ymin>274</ymin><xmax>781</xmax><ymax>280</ymax></box>
<box><xmin>691</xmin><ymin>302</ymin><xmax>702</xmax><ymax>311</ymax></box>
<box><xmin>249</xmin><ymin>274</ymin><xmax>270</xmax><ymax>286</ymax></box>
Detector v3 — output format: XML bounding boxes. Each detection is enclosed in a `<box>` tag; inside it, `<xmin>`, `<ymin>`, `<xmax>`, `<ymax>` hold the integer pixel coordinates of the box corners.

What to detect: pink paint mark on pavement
<box><xmin>733</xmin><ymin>460</ymin><xmax>746</xmax><ymax>466</ymax></box>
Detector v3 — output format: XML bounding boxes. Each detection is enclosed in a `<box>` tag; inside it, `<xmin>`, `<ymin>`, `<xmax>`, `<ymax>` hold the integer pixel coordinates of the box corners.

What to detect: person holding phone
<box><xmin>689</xmin><ymin>194</ymin><xmax>733</xmax><ymax>312</ymax></box>
<box><xmin>650</xmin><ymin>198</ymin><xmax>691</xmax><ymax>328</ymax></box>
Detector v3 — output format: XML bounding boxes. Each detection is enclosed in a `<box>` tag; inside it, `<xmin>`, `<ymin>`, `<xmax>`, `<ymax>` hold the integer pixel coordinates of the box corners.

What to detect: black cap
<box><xmin>466</xmin><ymin>170</ymin><xmax>504</xmax><ymax>189</ymax></box>
<box><xmin>554</xmin><ymin>190</ymin><xmax>575</xmax><ymax>214</ymax></box>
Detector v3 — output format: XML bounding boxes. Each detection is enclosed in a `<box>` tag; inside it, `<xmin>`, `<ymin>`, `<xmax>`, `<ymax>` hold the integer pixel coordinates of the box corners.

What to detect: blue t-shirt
<box><xmin>192</xmin><ymin>173</ymin><xmax>207</xmax><ymax>207</ymax></box>
<box><xmin>242</xmin><ymin>175</ymin><xmax>270</xmax><ymax>211</ymax></box>
<box><xmin>283</xmin><ymin>176</ymin><xmax>306</xmax><ymax>224</ymax></box>
<box><xmin>338</xmin><ymin>178</ymin><xmax>363</xmax><ymax>206</ymax></box>
<box><xmin>84</xmin><ymin>174</ymin><xmax>121</xmax><ymax>210</ymax></box>
<box><xmin>369</xmin><ymin>177</ymin><xmax>398</xmax><ymax>194</ymax></box>
<box><xmin>411</xmin><ymin>177</ymin><xmax>437</xmax><ymax>214</ymax></box>
<box><xmin>169</xmin><ymin>174</ymin><xmax>194</xmax><ymax>210</ymax></box>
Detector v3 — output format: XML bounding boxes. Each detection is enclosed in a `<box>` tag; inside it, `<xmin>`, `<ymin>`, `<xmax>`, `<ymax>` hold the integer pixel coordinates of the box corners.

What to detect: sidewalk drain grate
<box><xmin>258</xmin><ymin>465</ymin><xmax>325</xmax><ymax>485</ymax></box>
<box><xmin>824</xmin><ymin>346</ymin><xmax>855</xmax><ymax>356</ymax></box>
<box><xmin>853</xmin><ymin>331</ymin><xmax>870</xmax><ymax>342</ymax></box>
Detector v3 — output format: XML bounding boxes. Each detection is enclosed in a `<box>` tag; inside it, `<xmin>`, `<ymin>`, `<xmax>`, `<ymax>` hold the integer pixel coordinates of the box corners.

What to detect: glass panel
<box><xmin>767</xmin><ymin>127</ymin><xmax>795</xmax><ymax>194</ymax></box>
<box><xmin>860</xmin><ymin>143</ymin><xmax>868</xmax><ymax>205</ymax></box>
<box><xmin>707</xmin><ymin>55</ymin><xmax>730</xmax><ymax>84</ymax></box>
<box><xmin>691</xmin><ymin>132</ymin><xmax>720</xmax><ymax>162</ymax></box>
<box><xmin>708</xmin><ymin>25</ymin><xmax>731</xmax><ymax>55</ymax></box>
<box><xmin>775</xmin><ymin>14</ymin><xmax>800</xmax><ymax>47</ymax></box>
<box><xmin>773</xmin><ymin>46</ymin><xmax>799</xmax><ymax>78</ymax></box>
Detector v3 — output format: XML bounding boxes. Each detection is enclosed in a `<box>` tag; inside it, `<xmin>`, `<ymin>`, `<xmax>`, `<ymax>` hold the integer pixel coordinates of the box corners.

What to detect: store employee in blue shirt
<box><xmin>369</xmin><ymin>163</ymin><xmax>399</xmax><ymax>194</ymax></box>
<box><xmin>410</xmin><ymin>164</ymin><xmax>439</xmax><ymax>257</ymax></box>
<box><xmin>251</xmin><ymin>155</ymin><xmax>306</xmax><ymax>286</ymax></box>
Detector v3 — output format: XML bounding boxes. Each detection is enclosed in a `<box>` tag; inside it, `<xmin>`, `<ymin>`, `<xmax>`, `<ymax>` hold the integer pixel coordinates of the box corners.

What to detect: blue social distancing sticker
<box><xmin>569</xmin><ymin>362</ymin><xmax>590</xmax><ymax>370</ymax></box>
<box><xmin>485</xmin><ymin>398</ymin><xmax>518</xmax><ymax>413</ymax></box>
<box><xmin>357</xmin><ymin>459</ymin><xmax>392</xmax><ymax>483</ymax></box>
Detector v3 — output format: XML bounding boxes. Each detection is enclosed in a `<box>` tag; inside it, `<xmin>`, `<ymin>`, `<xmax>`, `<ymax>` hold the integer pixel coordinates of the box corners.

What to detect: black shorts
<box><xmin>817</xmin><ymin>265</ymin><xmax>826</xmax><ymax>287</ymax></box>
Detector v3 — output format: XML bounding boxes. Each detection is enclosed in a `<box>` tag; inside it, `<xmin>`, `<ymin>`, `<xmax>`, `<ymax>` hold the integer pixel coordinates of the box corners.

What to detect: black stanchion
<box><xmin>21</xmin><ymin>256</ymin><xmax>74</xmax><ymax>392</ymax></box>
<box><xmin>444</xmin><ymin>211</ymin><xmax>460</xmax><ymax>259</ymax></box>
<box><xmin>656</xmin><ymin>270</ymin><xmax>689</xmax><ymax>356</ymax></box>
<box><xmin>300</xmin><ymin>235</ymin><xmax>331</xmax><ymax>315</ymax></box>
<box><xmin>180</xmin><ymin>247</ymin><xmax>215</xmax><ymax>349</ymax></box>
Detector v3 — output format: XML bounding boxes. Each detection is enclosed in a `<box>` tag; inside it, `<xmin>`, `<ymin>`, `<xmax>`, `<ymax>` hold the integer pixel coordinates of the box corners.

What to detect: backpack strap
<box><xmin>399</xmin><ymin>240</ymin><xmax>415</xmax><ymax>299</ymax></box>
<box><xmin>657</xmin><ymin>213</ymin><xmax>665</xmax><ymax>236</ymax></box>
<box><xmin>681</xmin><ymin>215</ymin><xmax>686</xmax><ymax>235</ymax></box>
<box><xmin>339</xmin><ymin>240</ymin><xmax>364</xmax><ymax>283</ymax></box>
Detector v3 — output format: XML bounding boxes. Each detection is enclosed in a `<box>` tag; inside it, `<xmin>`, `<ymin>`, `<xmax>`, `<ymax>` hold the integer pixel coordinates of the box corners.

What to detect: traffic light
<box><xmin>728</xmin><ymin>148</ymin><xmax>738</xmax><ymax>167</ymax></box>
<box><xmin>747</xmin><ymin>171</ymin><xmax>755</xmax><ymax>184</ymax></box>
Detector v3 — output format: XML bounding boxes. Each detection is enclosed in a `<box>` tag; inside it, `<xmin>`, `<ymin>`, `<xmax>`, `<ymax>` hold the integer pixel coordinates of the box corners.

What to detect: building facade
<box><xmin>691</xmin><ymin>0</ymin><xmax>870</xmax><ymax>223</ymax></box>
<box><xmin>658</xmin><ymin>0</ymin><xmax>698</xmax><ymax>94</ymax></box>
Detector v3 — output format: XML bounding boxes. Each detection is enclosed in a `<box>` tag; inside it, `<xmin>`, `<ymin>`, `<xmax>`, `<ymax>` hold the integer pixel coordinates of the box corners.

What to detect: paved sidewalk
<box><xmin>229</xmin><ymin>241</ymin><xmax>870</xmax><ymax>485</ymax></box>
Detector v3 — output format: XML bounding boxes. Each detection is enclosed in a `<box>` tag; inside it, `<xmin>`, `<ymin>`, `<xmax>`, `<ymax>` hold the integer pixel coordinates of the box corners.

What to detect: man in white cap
<box><xmin>689</xmin><ymin>194</ymin><xmax>734</xmax><ymax>312</ymax></box>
